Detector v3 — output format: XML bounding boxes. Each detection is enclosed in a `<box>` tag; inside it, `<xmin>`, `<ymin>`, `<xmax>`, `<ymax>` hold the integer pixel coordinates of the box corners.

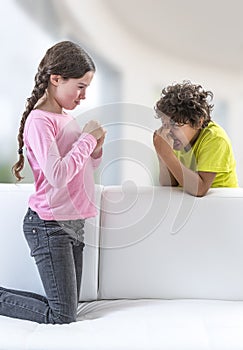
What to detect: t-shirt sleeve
<box><xmin>196</xmin><ymin>135</ymin><xmax>231</xmax><ymax>173</ymax></box>
<box><xmin>25</xmin><ymin>117</ymin><xmax>97</xmax><ymax>188</ymax></box>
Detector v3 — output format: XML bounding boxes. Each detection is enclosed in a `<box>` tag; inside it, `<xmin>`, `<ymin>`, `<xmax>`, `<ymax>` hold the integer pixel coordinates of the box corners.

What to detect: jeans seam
<box><xmin>43</xmin><ymin>220</ymin><xmax>65</xmax><ymax>322</ymax></box>
<box><xmin>3</xmin><ymin>298</ymin><xmax>46</xmax><ymax>318</ymax></box>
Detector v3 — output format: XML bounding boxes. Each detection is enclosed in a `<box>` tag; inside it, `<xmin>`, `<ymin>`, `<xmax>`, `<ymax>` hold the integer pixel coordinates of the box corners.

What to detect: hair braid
<box><xmin>12</xmin><ymin>70</ymin><xmax>49</xmax><ymax>181</ymax></box>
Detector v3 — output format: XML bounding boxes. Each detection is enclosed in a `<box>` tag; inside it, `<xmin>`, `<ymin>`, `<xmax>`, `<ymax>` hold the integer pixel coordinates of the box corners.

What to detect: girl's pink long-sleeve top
<box><xmin>23</xmin><ymin>109</ymin><xmax>101</xmax><ymax>221</ymax></box>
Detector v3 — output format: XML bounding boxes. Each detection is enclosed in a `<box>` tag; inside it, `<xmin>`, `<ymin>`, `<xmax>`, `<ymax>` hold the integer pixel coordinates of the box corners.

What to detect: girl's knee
<box><xmin>47</xmin><ymin>309</ymin><xmax>77</xmax><ymax>324</ymax></box>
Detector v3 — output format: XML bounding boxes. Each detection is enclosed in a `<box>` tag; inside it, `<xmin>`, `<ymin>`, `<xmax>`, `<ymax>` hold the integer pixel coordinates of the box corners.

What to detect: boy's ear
<box><xmin>49</xmin><ymin>74</ymin><xmax>62</xmax><ymax>86</ymax></box>
<box><xmin>198</xmin><ymin>117</ymin><xmax>204</xmax><ymax>128</ymax></box>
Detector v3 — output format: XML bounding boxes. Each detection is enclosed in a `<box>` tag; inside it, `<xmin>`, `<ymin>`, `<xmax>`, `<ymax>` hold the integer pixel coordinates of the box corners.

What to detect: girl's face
<box><xmin>50</xmin><ymin>71</ymin><xmax>94</xmax><ymax>111</ymax></box>
<box><xmin>161</xmin><ymin>114</ymin><xmax>201</xmax><ymax>151</ymax></box>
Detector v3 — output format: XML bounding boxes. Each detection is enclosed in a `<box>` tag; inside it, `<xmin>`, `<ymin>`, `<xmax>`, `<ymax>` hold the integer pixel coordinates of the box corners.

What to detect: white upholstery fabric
<box><xmin>1</xmin><ymin>299</ymin><xmax>243</xmax><ymax>349</ymax></box>
<box><xmin>0</xmin><ymin>183</ymin><xmax>103</xmax><ymax>301</ymax></box>
<box><xmin>99</xmin><ymin>186</ymin><xmax>243</xmax><ymax>300</ymax></box>
<box><xmin>1</xmin><ymin>184</ymin><xmax>243</xmax><ymax>350</ymax></box>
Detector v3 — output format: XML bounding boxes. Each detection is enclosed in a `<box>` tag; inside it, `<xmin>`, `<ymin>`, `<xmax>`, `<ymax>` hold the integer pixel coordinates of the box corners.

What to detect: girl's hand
<box><xmin>91</xmin><ymin>132</ymin><xmax>106</xmax><ymax>159</ymax></box>
<box><xmin>83</xmin><ymin>120</ymin><xmax>105</xmax><ymax>140</ymax></box>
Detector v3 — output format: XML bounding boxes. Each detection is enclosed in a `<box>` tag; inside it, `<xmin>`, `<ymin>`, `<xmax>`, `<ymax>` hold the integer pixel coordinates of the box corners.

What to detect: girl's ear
<box><xmin>49</xmin><ymin>74</ymin><xmax>62</xmax><ymax>87</ymax></box>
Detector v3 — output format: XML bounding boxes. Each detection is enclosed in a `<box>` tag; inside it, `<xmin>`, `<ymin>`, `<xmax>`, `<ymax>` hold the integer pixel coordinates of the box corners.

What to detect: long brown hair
<box><xmin>12</xmin><ymin>41</ymin><xmax>95</xmax><ymax>181</ymax></box>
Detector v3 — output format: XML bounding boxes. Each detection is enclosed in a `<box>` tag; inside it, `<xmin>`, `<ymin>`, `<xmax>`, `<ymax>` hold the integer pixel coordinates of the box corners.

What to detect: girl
<box><xmin>153</xmin><ymin>81</ymin><xmax>238</xmax><ymax>197</ymax></box>
<box><xmin>0</xmin><ymin>41</ymin><xmax>106</xmax><ymax>324</ymax></box>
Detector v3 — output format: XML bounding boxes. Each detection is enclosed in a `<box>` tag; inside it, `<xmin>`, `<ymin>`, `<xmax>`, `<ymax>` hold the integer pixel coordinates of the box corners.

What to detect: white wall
<box><xmin>0</xmin><ymin>0</ymin><xmax>102</xmax><ymax>183</ymax></box>
<box><xmin>1</xmin><ymin>0</ymin><xmax>241</xmax><ymax>186</ymax></box>
<box><xmin>0</xmin><ymin>1</ymin><xmax>55</xmax><ymax>182</ymax></box>
<box><xmin>61</xmin><ymin>0</ymin><xmax>242</xmax><ymax>186</ymax></box>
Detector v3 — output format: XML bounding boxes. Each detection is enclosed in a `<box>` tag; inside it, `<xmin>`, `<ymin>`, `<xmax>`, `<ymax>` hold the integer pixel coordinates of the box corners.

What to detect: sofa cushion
<box><xmin>98</xmin><ymin>186</ymin><xmax>243</xmax><ymax>300</ymax></box>
<box><xmin>1</xmin><ymin>299</ymin><xmax>243</xmax><ymax>349</ymax></box>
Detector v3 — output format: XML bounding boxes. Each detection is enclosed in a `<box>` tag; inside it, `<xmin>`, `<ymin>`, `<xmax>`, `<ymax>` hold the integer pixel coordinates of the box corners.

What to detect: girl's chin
<box><xmin>65</xmin><ymin>104</ymin><xmax>78</xmax><ymax>111</ymax></box>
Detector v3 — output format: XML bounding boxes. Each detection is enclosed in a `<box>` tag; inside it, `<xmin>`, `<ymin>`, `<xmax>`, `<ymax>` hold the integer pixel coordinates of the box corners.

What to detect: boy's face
<box><xmin>160</xmin><ymin>114</ymin><xmax>201</xmax><ymax>151</ymax></box>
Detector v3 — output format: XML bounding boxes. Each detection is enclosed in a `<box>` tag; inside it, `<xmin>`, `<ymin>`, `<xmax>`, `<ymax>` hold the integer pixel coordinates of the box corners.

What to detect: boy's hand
<box><xmin>153</xmin><ymin>127</ymin><xmax>174</xmax><ymax>158</ymax></box>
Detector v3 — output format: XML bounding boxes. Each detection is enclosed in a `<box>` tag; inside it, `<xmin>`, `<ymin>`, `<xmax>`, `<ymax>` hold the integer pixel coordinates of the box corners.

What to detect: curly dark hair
<box><xmin>12</xmin><ymin>41</ymin><xmax>95</xmax><ymax>181</ymax></box>
<box><xmin>155</xmin><ymin>80</ymin><xmax>214</xmax><ymax>128</ymax></box>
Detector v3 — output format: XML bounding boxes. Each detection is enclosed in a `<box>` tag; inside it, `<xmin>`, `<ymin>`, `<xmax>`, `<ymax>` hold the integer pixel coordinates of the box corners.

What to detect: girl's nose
<box><xmin>80</xmin><ymin>91</ymin><xmax>86</xmax><ymax>100</ymax></box>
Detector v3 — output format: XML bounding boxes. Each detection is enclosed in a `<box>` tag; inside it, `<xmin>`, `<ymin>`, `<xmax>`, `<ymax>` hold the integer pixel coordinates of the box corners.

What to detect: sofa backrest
<box><xmin>98</xmin><ymin>186</ymin><xmax>243</xmax><ymax>301</ymax></box>
<box><xmin>0</xmin><ymin>183</ymin><xmax>102</xmax><ymax>302</ymax></box>
<box><xmin>1</xmin><ymin>183</ymin><xmax>243</xmax><ymax>302</ymax></box>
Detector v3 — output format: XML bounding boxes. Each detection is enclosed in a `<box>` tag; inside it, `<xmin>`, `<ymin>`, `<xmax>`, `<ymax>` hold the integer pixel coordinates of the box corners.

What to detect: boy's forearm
<box><xmin>158</xmin><ymin>157</ymin><xmax>178</xmax><ymax>186</ymax></box>
<box><xmin>160</xmin><ymin>152</ymin><xmax>207</xmax><ymax>197</ymax></box>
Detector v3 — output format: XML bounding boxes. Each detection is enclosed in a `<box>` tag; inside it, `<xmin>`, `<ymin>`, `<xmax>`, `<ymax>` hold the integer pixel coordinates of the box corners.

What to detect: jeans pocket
<box><xmin>23</xmin><ymin>216</ymin><xmax>40</xmax><ymax>256</ymax></box>
<box><xmin>44</xmin><ymin>220</ymin><xmax>64</xmax><ymax>236</ymax></box>
<box><xmin>23</xmin><ymin>208</ymin><xmax>48</xmax><ymax>256</ymax></box>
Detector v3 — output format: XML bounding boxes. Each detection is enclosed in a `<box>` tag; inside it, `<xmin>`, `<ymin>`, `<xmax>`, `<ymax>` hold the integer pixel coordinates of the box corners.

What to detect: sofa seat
<box><xmin>1</xmin><ymin>299</ymin><xmax>243</xmax><ymax>349</ymax></box>
<box><xmin>1</xmin><ymin>184</ymin><xmax>243</xmax><ymax>349</ymax></box>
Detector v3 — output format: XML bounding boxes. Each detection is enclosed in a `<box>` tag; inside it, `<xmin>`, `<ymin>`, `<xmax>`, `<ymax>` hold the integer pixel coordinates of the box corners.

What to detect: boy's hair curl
<box><xmin>155</xmin><ymin>80</ymin><xmax>214</xmax><ymax>128</ymax></box>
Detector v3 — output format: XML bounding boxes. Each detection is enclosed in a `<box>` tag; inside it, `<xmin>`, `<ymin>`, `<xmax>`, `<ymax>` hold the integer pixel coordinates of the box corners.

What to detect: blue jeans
<box><xmin>0</xmin><ymin>208</ymin><xmax>85</xmax><ymax>324</ymax></box>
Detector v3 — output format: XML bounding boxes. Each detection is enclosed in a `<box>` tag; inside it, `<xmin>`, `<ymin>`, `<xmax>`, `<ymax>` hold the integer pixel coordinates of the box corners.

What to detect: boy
<box><xmin>153</xmin><ymin>81</ymin><xmax>238</xmax><ymax>197</ymax></box>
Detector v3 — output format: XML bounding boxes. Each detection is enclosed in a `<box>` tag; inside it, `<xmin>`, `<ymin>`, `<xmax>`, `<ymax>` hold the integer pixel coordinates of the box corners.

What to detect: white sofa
<box><xmin>1</xmin><ymin>183</ymin><xmax>243</xmax><ymax>350</ymax></box>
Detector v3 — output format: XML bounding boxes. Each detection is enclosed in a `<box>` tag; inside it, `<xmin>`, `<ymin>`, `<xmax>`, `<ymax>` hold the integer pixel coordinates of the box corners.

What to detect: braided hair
<box><xmin>12</xmin><ymin>41</ymin><xmax>95</xmax><ymax>181</ymax></box>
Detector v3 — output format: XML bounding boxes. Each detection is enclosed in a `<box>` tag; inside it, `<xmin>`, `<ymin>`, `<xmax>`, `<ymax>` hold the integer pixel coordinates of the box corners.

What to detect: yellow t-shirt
<box><xmin>174</xmin><ymin>121</ymin><xmax>238</xmax><ymax>188</ymax></box>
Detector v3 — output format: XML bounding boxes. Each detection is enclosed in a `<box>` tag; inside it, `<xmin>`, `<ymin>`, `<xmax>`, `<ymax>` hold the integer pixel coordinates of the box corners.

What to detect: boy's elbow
<box><xmin>195</xmin><ymin>191</ymin><xmax>207</xmax><ymax>198</ymax></box>
<box><xmin>193</xmin><ymin>186</ymin><xmax>210</xmax><ymax>197</ymax></box>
